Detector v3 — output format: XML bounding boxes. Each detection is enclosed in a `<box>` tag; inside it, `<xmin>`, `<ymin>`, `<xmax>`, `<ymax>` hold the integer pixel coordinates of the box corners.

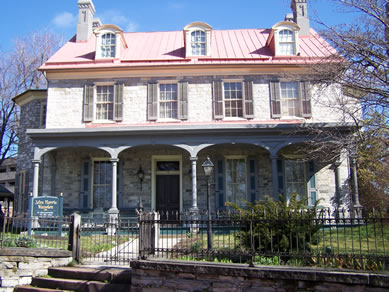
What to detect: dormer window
<box><xmin>278</xmin><ymin>29</ymin><xmax>295</xmax><ymax>55</ymax></box>
<box><xmin>101</xmin><ymin>33</ymin><xmax>116</xmax><ymax>58</ymax></box>
<box><xmin>184</xmin><ymin>22</ymin><xmax>212</xmax><ymax>57</ymax></box>
<box><xmin>191</xmin><ymin>30</ymin><xmax>206</xmax><ymax>56</ymax></box>
<box><xmin>266</xmin><ymin>21</ymin><xmax>300</xmax><ymax>57</ymax></box>
<box><xmin>94</xmin><ymin>24</ymin><xmax>127</xmax><ymax>60</ymax></box>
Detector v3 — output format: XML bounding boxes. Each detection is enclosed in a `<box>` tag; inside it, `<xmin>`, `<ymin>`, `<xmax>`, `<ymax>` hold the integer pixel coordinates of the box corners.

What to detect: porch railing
<box><xmin>139</xmin><ymin>208</ymin><xmax>389</xmax><ymax>270</ymax></box>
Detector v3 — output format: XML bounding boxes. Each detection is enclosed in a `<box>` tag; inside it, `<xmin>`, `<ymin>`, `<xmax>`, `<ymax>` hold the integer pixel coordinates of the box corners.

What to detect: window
<box><xmin>224</xmin><ymin>82</ymin><xmax>243</xmax><ymax>118</ymax></box>
<box><xmin>278</xmin><ymin>29</ymin><xmax>295</xmax><ymax>55</ymax></box>
<box><xmin>191</xmin><ymin>30</ymin><xmax>206</xmax><ymax>56</ymax></box>
<box><xmin>83</xmin><ymin>84</ymin><xmax>123</xmax><ymax>122</ymax></box>
<box><xmin>226</xmin><ymin>158</ymin><xmax>247</xmax><ymax>207</ymax></box>
<box><xmin>280</xmin><ymin>82</ymin><xmax>300</xmax><ymax>116</ymax></box>
<box><xmin>40</xmin><ymin>102</ymin><xmax>47</xmax><ymax>128</ymax></box>
<box><xmin>92</xmin><ymin>160</ymin><xmax>112</xmax><ymax>209</ymax></box>
<box><xmin>147</xmin><ymin>82</ymin><xmax>188</xmax><ymax>121</ymax></box>
<box><xmin>96</xmin><ymin>85</ymin><xmax>114</xmax><ymax>120</ymax></box>
<box><xmin>213</xmin><ymin>81</ymin><xmax>254</xmax><ymax>120</ymax></box>
<box><xmin>270</xmin><ymin>81</ymin><xmax>311</xmax><ymax>118</ymax></box>
<box><xmin>159</xmin><ymin>84</ymin><xmax>178</xmax><ymax>119</ymax></box>
<box><xmin>101</xmin><ymin>33</ymin><xmax>116</xmax><ymax>58</ymax></box>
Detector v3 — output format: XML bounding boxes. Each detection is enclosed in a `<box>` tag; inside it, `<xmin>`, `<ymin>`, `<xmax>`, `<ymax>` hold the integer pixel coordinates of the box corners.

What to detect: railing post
<box><xmin>58</xmin><ymin>193</ymin><xmax>63</xmax><ymax>237</ymax></box>
<box><xmin>68</xmin><ymin>212</ymin><xmax>81</xmax><ymax>262</ymax></box>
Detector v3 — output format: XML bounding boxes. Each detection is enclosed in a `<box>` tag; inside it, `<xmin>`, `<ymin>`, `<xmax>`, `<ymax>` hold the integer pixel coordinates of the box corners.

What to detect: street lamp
<box><xmin>202</xmin><ymin>155</ymin><xmax>214</xmax><ymax>250</ymax></box>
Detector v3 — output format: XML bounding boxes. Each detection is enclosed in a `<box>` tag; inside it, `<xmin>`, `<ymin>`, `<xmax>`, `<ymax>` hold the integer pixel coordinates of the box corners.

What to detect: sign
<box><xmin>32</xmin><ymin>196</ymin><xmax>60</xmax><ymax>217</ymax></box>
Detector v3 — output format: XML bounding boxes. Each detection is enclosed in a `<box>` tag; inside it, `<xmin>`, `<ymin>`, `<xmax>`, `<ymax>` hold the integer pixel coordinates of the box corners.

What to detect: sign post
<box><xmin>58</xmin><ymin>193</ymin><xmax>64</xmax><ymax>237</ymax></box>
<box><xmin>27</xmin><ymin>193</ymin><xmax>33</xmax><ymax>236</ymax></box>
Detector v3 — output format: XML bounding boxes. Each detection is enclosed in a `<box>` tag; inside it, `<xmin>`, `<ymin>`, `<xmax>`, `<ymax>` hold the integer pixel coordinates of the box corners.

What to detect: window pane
<box><xmin>284</xmin><ymin>160</ymin><xmax>306</xmax><ymax>201</ymax></box>
<box><xmin>96</xmin><ymin>85</ymin><xmax>114</xmax><ymax>120</ymax></box>
<box><xmin>191</xmin><ymin>30</ymin><xmax>206</xmax><ymax>56</ymax></box>
<box><xmin>280</xmin><ymin>82</ymin><xmax>300</xmax><ymax>116</ymax></box>
<box><xmin>224</xmin><ymin>82</ymin><xmax>243</xmax><ymax>117</ymax></box>
<box><xmin>159</xmin><ymin>84</ymin><xmax>178</xmax><ymax>119</ymax></box>
<box><xmin>101</xmin><ymin>33</ymin><xmax>116</xmax><ymax>58</ymax></box>
<box><xmin>93</xmin><ymin>161</ymin><xmax>112</xmax><ymax>209</ymax></box>
<box><xmin>226</xmin><ymin>158</ymin><xmax>247</xmax><ymax>207</ymax></box>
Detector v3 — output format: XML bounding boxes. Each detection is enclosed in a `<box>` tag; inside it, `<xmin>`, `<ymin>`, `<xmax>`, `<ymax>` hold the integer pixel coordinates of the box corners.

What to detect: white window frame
<box><xmin>157</xmin><ymin>81</ymin><xmax>179</xmax><ymax>121</ymax></box>
<box><xmin>278</xmin><ymin>29</ymin><xmax>295</xmax><ymax>55</ymax></box>
<box><xmin>95</xmin><ymin>29</ymin><xmax>121</xmax><ymax>59</ymax></box>
<box><xmin>222</xmin><ymin>80</ymin><xmax>245</xmax><ymax>119</ymax></box>
<box><xmin>93</xmin><ymin>82</ymin><xmax>115</xmax><ymax>123</ymax></box>
<box><xmin>272</xmin><ymin>22</ymin><xmax>299</xmax><ymax>56</ymax></box>
<box><xmin>191</xmin><ymin>30</ymin><xmax>206</xmax><ymax>56</ymax></box>
<box><xmin>184</xmin><ymin>23</ymin><xmax>212</xmax><ymax>57</ymax></box>
<box><xmin>225</xmin><ymin>156</ymin><xmax>247</xmax><ymax>207</ymax></box>
<box><xmin>280</xmin><ymin>81</ymin><xmax>301</xmax><ymax>117</ymax></box>
<box><xmin>100</xmin><ymin>33</ymin><xmax>116</xmax><ymax>58</ymax></box>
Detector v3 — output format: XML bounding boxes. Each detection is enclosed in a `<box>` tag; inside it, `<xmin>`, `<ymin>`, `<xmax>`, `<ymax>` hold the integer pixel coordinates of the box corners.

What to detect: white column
<box><xmin>190</xmin><ymin>156</ymin><xmax>198</xmax><ymax>212</ymax></box>
<box><xmin>32</xmin><ymin>159</ymin><xmax>41</xmax><ymax>198</ymax></box>
<box><xmin>108</xmin><ymin>158</ymin><xmax>119</xmax><ymax>219</ymax></box>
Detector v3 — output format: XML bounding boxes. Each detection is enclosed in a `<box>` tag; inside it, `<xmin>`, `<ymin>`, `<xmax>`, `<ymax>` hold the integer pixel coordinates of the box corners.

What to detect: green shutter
<box><xmin>300</xmin><ymin>81</ymin><xmax>312</xmax><ymax>118</ymax></box>
<box><xmin>213</xmin><ymin>81</ymin><xmax>224</xmax><ymax>119</ymax></box>
<box><xmin>147</xmin><ymin>82</ymin><xmax>158</xmax><ymax>120</ymax></box>
<box><xmin>270</xmin><ymin>81</ymin><xmax>281</xmax><ymax>118</ymax></box>
<box><xmin>216</xmin><ymin>159</ymin><xmax>225</xmax><ymax>209</ymax></box>
<box><xmin>80</xmin><ymin>160</ymin><xmax>91</xmax><ymax>209</ymax></box>
<box><xmin>248</xmin><ymin>157</ymin><xmax>257</xmax><ymax>203</ymax></box>
<box><xmin>244</xmin><ymin>81</ymin><xmax>254</xmax><ymax>119</ymax></box>
<box><xmin>177</xmin><ymin>81</ymin><xmax>188</xmax><ymax>120</ymax></box>
<box><xmin>114</xmin><ymin>83</ymin><xmax>124</xmax><ymax>121</ymax></box>
<box><xmin>83</xmin><ymin>84</ymin><xmax>94</xmax><ymax>122</ymax></box>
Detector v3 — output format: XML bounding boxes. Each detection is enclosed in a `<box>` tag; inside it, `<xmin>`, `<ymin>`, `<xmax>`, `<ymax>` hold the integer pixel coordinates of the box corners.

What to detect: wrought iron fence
<box><xmin>0</xmin><ymin>213</ymin><xmax>70</xmax><ymax>250</ymax></box>
<box><xmin>139</xmin><ymin>208</ymin><xmax>389</xmax><ymax>270</ymax></box>
<box><xmin>78</xmin><ymin>214</ymin><xmax>139</xmax><ymax>264</ymax></box>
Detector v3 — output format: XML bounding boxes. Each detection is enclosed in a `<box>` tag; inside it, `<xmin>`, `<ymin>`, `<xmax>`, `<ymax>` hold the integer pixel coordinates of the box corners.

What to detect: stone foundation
<box><xmin>130</xmin><ymin>260</ymin><xmax>389</xmax><ymax>292</ymax></box>
<box><xmin>0</xmin><ymin>248</ymin><xmax>72</xmax><ymax>291</ymax></box>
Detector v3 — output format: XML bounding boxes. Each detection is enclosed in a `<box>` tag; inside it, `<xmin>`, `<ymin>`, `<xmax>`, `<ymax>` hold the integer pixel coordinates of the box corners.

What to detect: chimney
<box><xmin>291</xmin><ymin>0</ymin><xmax>310</xmax><ymax>36</ymax></box>
<box><xmin>92</xmin><ymin>18</ymin><xmax>102</xmax><ymax>30</ymax></box>
<box><xmin>284</xmin><ymin>13</ymin><xmax>294</xmax><ymax>22</ymax></box>
<box><xmin>76</xmin><ymin>0</ymin><xmax>96</xmax><ymax>42</ymax></box>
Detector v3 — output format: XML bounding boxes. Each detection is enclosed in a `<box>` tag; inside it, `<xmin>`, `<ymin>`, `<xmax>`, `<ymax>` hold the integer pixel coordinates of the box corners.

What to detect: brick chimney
<box><xmin>76</xmin><ymin>0</ymin><xmax>96</xmax><ymax>42</ymax></box>
<box><xmin>291</xmin><ymin>0</ymin><xmax>310</xmax><ymax>36</ymax></box>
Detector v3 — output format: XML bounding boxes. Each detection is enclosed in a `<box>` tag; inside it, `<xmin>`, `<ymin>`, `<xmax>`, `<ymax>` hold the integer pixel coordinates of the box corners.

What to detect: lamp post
<box><xmin>202</xmin><ymin>155</ymin><xmax>214</xmax><ymax>250</ymax></box>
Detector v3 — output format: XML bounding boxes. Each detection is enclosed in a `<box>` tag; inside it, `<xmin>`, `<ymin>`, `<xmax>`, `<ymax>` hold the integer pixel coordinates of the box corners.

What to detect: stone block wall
<box><xmin>0</xmin><ymin>248</ymin><xmax>72</xmax><ymax>291</ymax></box>
<box><xmin>130</xmin><ymin>260</ymin><xmax>389</xmax><ymax>292</ymax></box>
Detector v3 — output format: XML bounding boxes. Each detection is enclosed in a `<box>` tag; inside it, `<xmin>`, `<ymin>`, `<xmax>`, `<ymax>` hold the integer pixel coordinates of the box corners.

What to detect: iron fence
<box><xmin>139</xmin><ymin>208</ymin><xmax>389</xmax><ymax>270</ymax></box>
<box><xmin>0</xmin><ymin>213</ymin><xmax>70</xmax><ymax>250</ymax></box>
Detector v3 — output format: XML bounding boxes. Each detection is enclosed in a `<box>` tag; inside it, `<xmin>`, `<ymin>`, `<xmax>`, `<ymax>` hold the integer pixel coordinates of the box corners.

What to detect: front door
<box><xmin>156</xmin><ymin>175</ymin><xmax>180</xmax><ymax>215</ymax></box>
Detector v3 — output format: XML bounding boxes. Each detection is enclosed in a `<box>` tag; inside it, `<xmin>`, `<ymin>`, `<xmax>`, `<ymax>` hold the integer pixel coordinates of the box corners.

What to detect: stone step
<box><xmin>31</xmin><ymin>277</ymin><xmax>129</xmax><ymax>292</ymax></box>
<box><xmin>14</xmin><ymin>285</ymin><xmax>71</xmax><ymax>292</ymax></box>
<box><xmin>48</xmin><ymin>266</ymin><xmax>132</xmax><ymax>284</ymax></box>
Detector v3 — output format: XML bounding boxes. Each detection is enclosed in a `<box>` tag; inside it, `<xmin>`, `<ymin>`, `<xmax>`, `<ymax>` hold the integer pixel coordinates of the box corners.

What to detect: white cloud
<box><xmin>52</xmin><ymin>12</ymin><xmax>77</xmax><ymax>28</ymax></box>
<box><xmin>98</xmin><ymin>10</ymin><xmax>138</xmax><ymax>32</ymax></box>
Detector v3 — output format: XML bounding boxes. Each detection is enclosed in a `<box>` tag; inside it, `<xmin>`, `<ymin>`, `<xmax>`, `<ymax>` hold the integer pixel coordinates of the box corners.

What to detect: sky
<box><xmin>1</xmin><ymin>0</ymin><xmax>359</xmax><ymax>53</ymax></box>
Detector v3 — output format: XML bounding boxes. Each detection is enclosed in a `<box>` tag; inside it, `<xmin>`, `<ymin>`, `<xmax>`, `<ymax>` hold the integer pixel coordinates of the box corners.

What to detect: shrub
<box><xmin>226</xmin><ymin>194</ymin><xmax>322</xmax><ymax>262</ymax></box>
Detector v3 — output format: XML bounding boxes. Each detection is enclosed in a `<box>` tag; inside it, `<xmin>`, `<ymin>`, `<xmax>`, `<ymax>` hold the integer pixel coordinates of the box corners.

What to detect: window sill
<box><xmin>92</xmin><ymin>120</ymin><xmax>116</xmax><ymax>124</ymax></box>
<box><xmin>156</xmin><ymin>118</ymin><xmax>182</xmax><ymax>123</ymax></box>
<box><xmin>222</xmin><ymin>117</ymin><xmax>247</xmax><ymax>121</ymax></box>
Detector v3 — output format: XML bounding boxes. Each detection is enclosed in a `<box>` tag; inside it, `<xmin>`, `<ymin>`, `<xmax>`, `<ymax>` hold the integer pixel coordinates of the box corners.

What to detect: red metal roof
<box><xmin>40</xmin><ymin>28</ymin><xmax>336</xmax><ymax>71</ymax></box>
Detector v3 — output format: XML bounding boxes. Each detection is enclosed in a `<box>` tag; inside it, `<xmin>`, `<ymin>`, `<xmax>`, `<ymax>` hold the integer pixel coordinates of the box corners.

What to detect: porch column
<box><xmin>32</xmin><ymin>159</ymin><xmax>41</xmax><ymax>198</ymax></box>
<box><xmin>108</xmin><ymin>158</ymin><xmax>119</xmax><ymax>220</ymax></box>
<box><xmin>333</xmin><ymin>160</ymin><xmax>341</xmax><ymax>207</ymax></box>
<box><xmin>271</xmin><ymin>155</ymin><xmax>279</xmax><ymax>199</ymax></box>
<box><xmin>350</xmin><ymin>154</ymin><xmax>361</xmax><ymax>207</ymax></box>
<box><xmin>190</xmin><ymin>156</ymin><xmax>199</xmax><ymax>213</ymax></box>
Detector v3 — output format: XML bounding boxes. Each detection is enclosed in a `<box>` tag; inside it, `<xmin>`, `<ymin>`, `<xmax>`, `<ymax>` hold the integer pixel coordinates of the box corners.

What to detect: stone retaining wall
<box><xmin>0</xmin><ymin>248</ymin><xmax>72</xmax><ymax>292</ymax></box>
<box><xmin>130</xmin><ymin>260</ymin><xmax>389</xmax><ymax>292</ymax></box>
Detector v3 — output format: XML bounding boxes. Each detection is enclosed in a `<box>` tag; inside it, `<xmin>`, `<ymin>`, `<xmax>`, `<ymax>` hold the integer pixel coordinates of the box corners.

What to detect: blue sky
<box><xmin>1</xmin><ymin>0</ymin><xmax>358</xmax><ymax>53</ymax></box>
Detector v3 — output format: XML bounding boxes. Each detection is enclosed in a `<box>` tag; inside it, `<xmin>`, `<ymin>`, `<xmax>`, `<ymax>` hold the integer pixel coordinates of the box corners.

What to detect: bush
<box><xmin>226</xmin><ymin>194</ymin><xmax>322</xmax><ymax>262</ymax></box>
<box><xmin>3</xmin><ymin>236</ymin><xmax>38</xmax><ymax>248</ymax></box>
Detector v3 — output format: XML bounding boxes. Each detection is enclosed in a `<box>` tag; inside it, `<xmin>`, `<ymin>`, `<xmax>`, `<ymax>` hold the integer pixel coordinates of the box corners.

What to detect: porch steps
<box><xmin>14</xmin><ymin>266</ymin><xmax>132</xmax><ymax>292</ymax></box>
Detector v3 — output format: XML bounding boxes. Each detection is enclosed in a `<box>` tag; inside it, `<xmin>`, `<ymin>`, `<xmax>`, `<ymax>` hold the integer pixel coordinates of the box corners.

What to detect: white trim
<box><xmin>151</xmin><ymin>155</ymin><xmax>183</xmax><ymax>212</ymax></box>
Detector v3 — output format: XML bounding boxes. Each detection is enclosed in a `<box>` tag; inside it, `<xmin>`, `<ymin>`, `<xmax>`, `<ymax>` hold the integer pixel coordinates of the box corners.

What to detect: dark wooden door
<box><xmin>156</xmin><ymin>175</ymin><xmax>180</xmax><ymax>216</ymax></box>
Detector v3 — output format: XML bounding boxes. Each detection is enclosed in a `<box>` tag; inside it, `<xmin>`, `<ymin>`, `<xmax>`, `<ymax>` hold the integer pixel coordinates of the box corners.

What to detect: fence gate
<box><xmin>77</xmin><ymin>214</ymin><xmax>139</xmax><ymax>264</ymax></box>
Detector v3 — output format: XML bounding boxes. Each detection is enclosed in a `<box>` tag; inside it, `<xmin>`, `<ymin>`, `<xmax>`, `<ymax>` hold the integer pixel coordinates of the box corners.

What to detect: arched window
<box><xmin>101</xmin><ymin>33</ymin><xmax>116</xmax><ymax>58</ymax></box>
<box><xmin>191</xmin><ymin>30</ymin><xmax>206</xmax><ymax>56</ymax></box>
<box><xmin>278</xmin><ymin>29</ymin><xmax>295</xmax><ymax>55</ymax></box>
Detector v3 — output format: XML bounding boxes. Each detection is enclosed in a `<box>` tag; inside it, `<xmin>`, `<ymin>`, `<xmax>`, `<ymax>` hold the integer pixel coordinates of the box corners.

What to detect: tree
<box><xmin>307</xmin><ymin>0</ymin><xmax>389</xmax><ymax>206</ymax></box>
<box><xmin>0</xmin><ymin>30</ymin><xmax>62</xmax><ymax>166</ymax></box>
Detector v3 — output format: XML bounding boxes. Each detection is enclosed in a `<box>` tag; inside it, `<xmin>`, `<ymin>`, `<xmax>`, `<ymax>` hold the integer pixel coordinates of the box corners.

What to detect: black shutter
<box><xmin>216</xmin><ymin>159</ymin><xmax>225</xmax><ymax>209</ymax></box>
<box><xmin>244</xmin><ymin>81</ymin><xmax>254</xmax><ymax>118</ymax></box>
<box><xmin>300</xmin><ymin>81</ymin><xmax>312</xmax><ymax>118</ymax></box>
<box><xmin>83</xmin><ymin>84</ymin><xmax>94</xmax><ymax>122</ymax></box>
<box><xmin>114</xmin><ymin>83</ymin><xmax>124</xmax><ymax>121</ymax></box>
<box><xmin>147</xmin><ymin>82</ymin><xmax>158</xmax><ymax>120</ymax></box>
<box><xmin>247</xmin><ymin>157</ymin><xmax>257</xmax><ymax>203</ymax></box>
<box><xmin>213</xmin><ymin>81</ymin><xmax>224</xmax><ymax>119</ymax></box>
<box><xmin>270</xmin><ymin>81</ymin><xmax>281</xmax><ymax>118</ymax></box>
<box><xmin>80</xmin><ymin>160</ymin><xmax>91</xmax><ymax>209</ymax></box>
<box><xmin>177</xmin><ymin>81</ymin><xmax>188</xmax><ymax>120</ymax></box>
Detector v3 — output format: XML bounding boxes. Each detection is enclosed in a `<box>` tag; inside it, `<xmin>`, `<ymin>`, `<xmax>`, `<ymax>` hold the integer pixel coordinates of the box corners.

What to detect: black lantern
<box><xmin>201</xmin><ymin>155</ymin><xmax>214</xmax><ymax>177</ymax></box>
<box><xmin>136</xmin><ymin>166</ymin><xmax>145</xmax><ymax>190</ymax></box>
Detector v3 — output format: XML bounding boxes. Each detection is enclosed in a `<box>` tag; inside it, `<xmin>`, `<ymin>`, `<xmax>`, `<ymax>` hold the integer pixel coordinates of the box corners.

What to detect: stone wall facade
<box><xmin>130</xmin><ymin>260</ymin><xmax>389</xmax><ymax>292</ymax></box>
<box><xmin>0</xmin><ymin>248</ymin><xmax>72</xmax><ymax>292</ymax></box>
<box><xmin>45</xmin><ymin>75</ymin><xmax>352</xmax><ymax>129</ymax></box>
